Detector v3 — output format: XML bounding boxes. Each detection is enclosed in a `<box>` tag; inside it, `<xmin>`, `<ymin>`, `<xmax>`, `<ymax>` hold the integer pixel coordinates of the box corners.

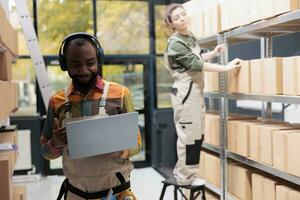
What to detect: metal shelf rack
<box><xmin>205</xmin><ymin>92</ymin><xmax>300</xmax><ymax>104</ymax></box>
<box><xmin>201</xmin><ymin>142</ymin><xmax>300</xmax><ymax>186</ymax></box>
<box><xmin>200</xmin><ymin>10</ymin><xmax>300</xmax><ymax>200</ymax></box>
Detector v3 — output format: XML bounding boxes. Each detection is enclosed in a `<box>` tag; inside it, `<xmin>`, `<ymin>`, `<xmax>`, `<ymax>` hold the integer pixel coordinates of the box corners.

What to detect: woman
<box><xmin>164</xmin><ymin>3</ymin><xmax>241</xmax><ymax>186</ymax></box>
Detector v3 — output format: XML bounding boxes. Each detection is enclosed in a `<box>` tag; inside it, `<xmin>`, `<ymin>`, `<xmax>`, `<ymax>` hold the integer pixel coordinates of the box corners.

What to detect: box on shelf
<box><xmin>203</xmin><ymin>5</ymin><xmax>221</xmax><ymax>37</ymax></box>
<box><xmin>228</xmin><ymin>60</ymin><xmax>251</xmax><ymax>94</ymax></box>
<box><xmin>272</xmin><ymin>129</ymin><xmax>300</xmax><ymax>172</ymax></box>
<box><xmin>12</xmin><ymin>184</ymin><xmax>27</xmax><ymax>200</ymax></box>
<box><xmin>198</xmin><ymin>150</ymin><xmax>205</xmax><ymax>178</ymax></box>
<box><xmin>204</xmin><ymin>71</ymin><xmax>219</xmax><ymax>92</ymax></box>
<box><xmin>286</xmin><ymin>133</ymin><xmax>300</xmax><ymax>177</ymax></box>
<box><xmin>183</xmin><ymin>0</ymin><xmax>204</xmax><ymax>38</ymax></box>
<box><xmin>282</xmin><ymin>56</ymin><xmax>300</xmax><ymax>95</ymax></box>
<box><xmin>228</xmin><ymin>120</ymin><xmax>260</xmax><ymax>157</ymax></box>
<box><xmin>276</xmin><ymin>185</ymin><xmax>300</xmax><ymax>200</ymax></box>
<box><xmin>0</xmin><ymin>51</ymin><xmax>13</xmax><ymax>81</ymax></box>
<box><xmin>0</xmin><ymin>5</ymin><xmax>18</xmax><ymax>55</ymax></box>
<box><xmin>249</xmin><ymin>123</ymin><xmax>289</xmax><ymax>164</ymax></box>
<box><xmin>0</xmin><ymin>131</ymin><xmax>18</xmax><ymax>173</ymax></box>
<box><xmin>252</xmin><ymin>173</ymin><xmax>276</xmax><ymax>200</ymax></box>
<box><xmin>0</xmin><ymin>159</ymin><xmax>12</xmax><ymax>200</ymax></box>
<box><xmin>0</xmin><ymin>81</ymin><xmax>19</xmax><ymax>122</ymax></box>
<box><xmin>206</xmin><ymin>113</ymin><xmax>256</xmax><ymax>147</ymax></box>
<box><xmin>228</xmin><ymin>162</ymin><xmax>252</xmax><ymax>200</ymax></box>
<box><xmin>262</xmin><ymin>57</ymin><xmax>283</xmax><ymax>95</ymax></box>
<box><xmin>273</xmin><ymin>0</ymin><xmax>299</xmax><ymax>18</ymax></box>
<box><xmin>250</xmin><ymin>59</ymin><xmax>263</xmax><ymax>95</ymax></box>
<box><xmin>204</xmin><ymin>113</ymin><xmax>220</xmax><ymax>146</ymax></box>
<box><xmin>204</xmin><ymin>152</ymin><xmax>220</xmax><ymax>187</ymax></box>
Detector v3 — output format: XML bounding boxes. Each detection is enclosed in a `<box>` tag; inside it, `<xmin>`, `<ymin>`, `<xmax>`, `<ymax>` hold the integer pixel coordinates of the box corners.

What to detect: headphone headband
<box><xmin>58</xmin><ymin>32</ymin><xmax>104</xmax><ymax>71</ymax></box>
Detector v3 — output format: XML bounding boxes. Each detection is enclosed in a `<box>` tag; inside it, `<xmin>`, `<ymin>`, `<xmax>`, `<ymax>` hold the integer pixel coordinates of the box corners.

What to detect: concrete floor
<box><xmin>13</xmin><ymin>167</ymin><xmax>173</xmax><ymax>200</ymax></box>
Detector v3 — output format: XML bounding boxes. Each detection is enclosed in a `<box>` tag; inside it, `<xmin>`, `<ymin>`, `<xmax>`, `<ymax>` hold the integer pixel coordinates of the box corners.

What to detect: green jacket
<box><xmin>165</xmin><ymin>32</ymin><xmax>204</xmax><ymax>73</ymax></box>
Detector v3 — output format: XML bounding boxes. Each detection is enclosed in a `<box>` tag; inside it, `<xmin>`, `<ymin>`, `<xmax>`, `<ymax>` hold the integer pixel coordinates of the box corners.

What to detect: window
<box><xmin>97</xmin><ymin>1</ymin><xmax>149</xmax><ymax>54</ymax></box>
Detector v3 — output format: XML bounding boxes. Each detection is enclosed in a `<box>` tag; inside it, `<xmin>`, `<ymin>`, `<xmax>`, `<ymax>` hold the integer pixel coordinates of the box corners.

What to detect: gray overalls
<box><xmin>57</xmin><ymin>81</ymin><xmax>135</xmax><ymax>200</ymax></box>
<box><xmin>165</xmin><ymin>35</ymin><xmax>205</xmax><ymax>185</ymax></box>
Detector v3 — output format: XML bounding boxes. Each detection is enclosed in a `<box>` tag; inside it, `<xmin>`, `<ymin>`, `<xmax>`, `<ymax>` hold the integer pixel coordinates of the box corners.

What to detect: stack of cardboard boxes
<box><xmin>228</xmin><ymin>56</ymin><xmax>300</xmax><ymax>96</ymax></box>
<box><xmin>201</xmin><ymin>114</ymin><xmax>300</xmax><ymax>199</ymax></box>
<box><xmin>0</xmin><ymin>3</ymin><xmax>26</xmax><ymax>200</ymax></box>
<box><xmin>0</xmin><ymin>4</ymin><xmax>18</xmax><ymax>124</ymax></box>
<box><xmin>184</xmin><ymin>0</ymin><xmax>299</xmax><ymax>39</ymax></box>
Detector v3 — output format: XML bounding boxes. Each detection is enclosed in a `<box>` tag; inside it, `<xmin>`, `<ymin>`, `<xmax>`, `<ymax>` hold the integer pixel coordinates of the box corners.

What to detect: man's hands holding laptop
<box><xmin>51</xmin><ymin>118</ymin><xmax>67</xmax><ymax>149</ymax></box>
<box><xmin>51</xmin><ymin>117</ymin><xmax>123</xmax><ymax>158</ymax></box>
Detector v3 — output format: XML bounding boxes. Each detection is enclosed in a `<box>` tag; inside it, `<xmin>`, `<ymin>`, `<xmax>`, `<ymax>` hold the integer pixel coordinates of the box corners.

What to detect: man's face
<box><xmin>66</xmin><ymin>41</ymin><xmax>98</xmax><ymax>85</ymax></box>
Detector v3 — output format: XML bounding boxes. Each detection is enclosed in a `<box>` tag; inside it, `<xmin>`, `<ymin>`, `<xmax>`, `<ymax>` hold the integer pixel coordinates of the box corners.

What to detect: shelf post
<box><xmin>260</xmin><ymin>36</ymin><xmax>273</xmax><ymax>119</ymax></box>
<box><xmin>218</xmin><ymin>34</ymin><xmax>228</xmax><ymax>200</ymax></box>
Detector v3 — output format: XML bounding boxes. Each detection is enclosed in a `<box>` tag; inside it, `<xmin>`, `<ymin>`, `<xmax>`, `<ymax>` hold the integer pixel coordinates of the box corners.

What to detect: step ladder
<box><xmin>14</xmin><ymin>0</ymin><xmax>54</xmax><ymax>110</ymax></box>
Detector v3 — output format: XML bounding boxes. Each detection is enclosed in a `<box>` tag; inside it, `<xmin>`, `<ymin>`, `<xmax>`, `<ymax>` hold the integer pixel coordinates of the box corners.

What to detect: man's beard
<box><xmin>71</xmin><ymin>72</ymin><xmax>97</xmax><ymax>95</ymax></box>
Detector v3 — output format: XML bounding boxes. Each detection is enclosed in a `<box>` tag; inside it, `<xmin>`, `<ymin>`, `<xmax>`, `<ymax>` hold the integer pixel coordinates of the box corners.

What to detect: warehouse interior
<box><xmin>1</xmin><ymin>0</ymin><xmax>300</xmax><ymax>199</ymax></box>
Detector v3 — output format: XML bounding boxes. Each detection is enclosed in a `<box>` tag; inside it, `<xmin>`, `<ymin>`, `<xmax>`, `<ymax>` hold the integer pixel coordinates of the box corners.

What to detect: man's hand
<box><xmin>50</xmin><ymin>118</ymin><xmax>67</xmax><ymax>149</ymax></box>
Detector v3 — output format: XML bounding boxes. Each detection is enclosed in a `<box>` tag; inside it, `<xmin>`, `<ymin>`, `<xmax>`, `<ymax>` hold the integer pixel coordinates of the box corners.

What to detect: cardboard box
<box><xmin>273</xmin><ymin>0</ymin><xmax>299</xmax><ymax>17</ymax></box>
<box><xmin>249</xmin><ymin>124</ymin><xmax>262</xmax><ymax>161</ymax></box>
<box><xmin>0</xmin><ymin>5</ymin><xmax>18</xmax><ymax>55</ymax></box>
<box><xmin>204</xmin><ymin>5</ymin><xmax>221</xmax><ymax>37</ymax></box>
<box><xmin>0</xmin><ymin>159</ymin><xmax>12</xmax><ymax>200</ymax></box>
<box><xmin>220</xmin><ymin>0</ymin><xmax>240</xmax><ymax>31</ymax></box>
<box><xmin>0</xmin><ymin>51</ymin><xmax>12</xmax><ymax>81</ymax></box>
<box><xmin>204</xmin><ymin>71</ymin><xmax>219</xmax><ymax>92</ymax></box>
<box><xmin>250</xmin><ymin>123</ymin><xmax>292</xmax><ymax>165</ymax></box>
<box><xmin>260</xmin><ymin>0</ymin><xmax>275</xmax><ymax>20</ymax></box>
<box><xmin>228</xmin><ymin>60</ymin><xmax>251</xmax><ymax>94</ymax></box>
<box><xmin>272</xmin><ymin>130</ymin><xmax>300</xmax><ymax>172</ymax></box>
<box><xmin>204</xmin><ymin>153</ymin><xmax>220</xmax><ymax>187</ymax></box>
<box><xmin>227</xmin><ymin>120</ymin><xmax>238</xmax><ymax>153</ymax></box>
<box><xmin>12</xmin><ymin>185</ymin><xmax>27</xmax><ymax>200</ymax></box>
<box><xmin>287</xmin><ymin>133</ymin><xmax>300</xmax><ymax>177</ymax></box>
<box><xmin>228</xmin><ymin>163</ymin><xmax>252</xmax><ymax>200</ymax></box>
<box><xmin>198</xmin><ymin>150</ymin><xmax>205</xmax><ymax>178</ymax></box>
<box><xmin>259</xmin><ymin>125</ymin><xmax>283</xmax><ymax>165</ymax></box>
<box><xmin>276</xmin><ymin>185</ymin><xmax>300</xmax><ymax>200</ymax></box>
<box><xmin>0</xmin><ymin>81</ymin><xmax>18</xmax><ymax>122</ymax></box>
<box><xmin>183</xmin><ymin>0</ymin><xmax>204</xmax><ymax>38</ymax></box>
<box><xmin>204</xmin><ymin>113</ymin><xmax>220</xmax><ymax>146</ymax></box>
<box><xmin>282</xmin><ymin>56</ymin><xmax>300</xmax><ymax>95</ymax></box>
<box><xmin>249</xmin><ymin>0</ymin><xmax>262</xmax><ymax>23</ymax></box>
<box><xmin>252</xmin><ymin>173</ymin><xmax>276</xmax><ymax>200</ymax></box>
<box><xmin>262</xmin><ymin>57</ymin><xmax>283</xmax><ymax>95</ymax></box>
<box><xmin>236</xmin><ymin>120</ymin><xmax>261</xmax><ymax>157</ymax></box>
<box><xmin>0</xmin><ymin>131</ymin><xmax>18</xmax><ymax>173</ymax></box>
<box><xmin>250</xmin><ymin>59</ymin><xmax>263</xmax><ymax>94</ymax></box>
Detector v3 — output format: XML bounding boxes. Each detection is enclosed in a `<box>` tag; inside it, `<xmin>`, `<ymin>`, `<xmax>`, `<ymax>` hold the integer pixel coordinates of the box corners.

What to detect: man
<box><xmin>40</xmin><ymin>32</ymin><xmax>141</xmax><ymax>200</ymax></box>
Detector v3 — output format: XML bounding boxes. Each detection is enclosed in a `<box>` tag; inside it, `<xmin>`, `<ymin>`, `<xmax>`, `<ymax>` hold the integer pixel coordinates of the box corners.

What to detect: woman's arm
<box><xmin>201</xmin><ymin>44</ymin><xmax>225</xmax><ymax>61</ymax></box>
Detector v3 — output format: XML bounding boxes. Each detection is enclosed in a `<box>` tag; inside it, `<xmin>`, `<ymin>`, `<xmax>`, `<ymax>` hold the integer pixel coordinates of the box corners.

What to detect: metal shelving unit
<box><xmin>201</xmin><ymin>10</ymin><xmax>300</xmax><ymax>200</ymax></box>
<box><xmin>198</xmin><ymin>34</ymin><xmax>219</xmax><ymax>48</ymax></box>
<box><xmin>201</xmin><ymin>142</ymin><xmax>300</xmax><ymax>186</ymax></box>
<box><xmin>205</xmin><ymin>182</ymin><xmax>236</xmax><ymax>200</ymax></box>
<box><xmin>205</xmin><ymin>92</ymin><xmax>300</xmax><ymax>104</ymax></box>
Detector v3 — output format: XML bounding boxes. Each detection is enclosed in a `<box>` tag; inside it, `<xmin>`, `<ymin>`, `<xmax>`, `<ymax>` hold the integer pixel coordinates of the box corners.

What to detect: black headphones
<box><xmin>58</xmin><ymin>32</ymin><xmax>104</xmax><ymax>71</ymax></box>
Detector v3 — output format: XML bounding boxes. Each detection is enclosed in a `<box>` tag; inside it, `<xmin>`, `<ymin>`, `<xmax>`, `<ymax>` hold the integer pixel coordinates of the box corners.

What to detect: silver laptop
<box><xmin>66</xmin><ymin>112</ymin><xmax>139</xmax><ymax>159</ymax></box>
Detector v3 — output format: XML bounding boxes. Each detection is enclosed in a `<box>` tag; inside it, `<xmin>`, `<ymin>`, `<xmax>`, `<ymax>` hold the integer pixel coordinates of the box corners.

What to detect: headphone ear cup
<box><xmin>97</xmin><ymin>48</ymin><xmax>104</xmax><ymax>67</ymax></box>
<box><xmin>59</xmin><ymin>55</ymin><xmax>67</xmax><ymax>71</ymax></box>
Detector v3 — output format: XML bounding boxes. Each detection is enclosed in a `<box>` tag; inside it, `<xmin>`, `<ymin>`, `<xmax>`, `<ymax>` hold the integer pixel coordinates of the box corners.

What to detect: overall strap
<box><xmin>98</xmin><ymin>81</ymin><xmax>110</xmax><ymax>115</ymax></box>
<box><xmin>64</xmin><ymin>87</ymin><xmax>72</xmax><ymax>119</ymax></box>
